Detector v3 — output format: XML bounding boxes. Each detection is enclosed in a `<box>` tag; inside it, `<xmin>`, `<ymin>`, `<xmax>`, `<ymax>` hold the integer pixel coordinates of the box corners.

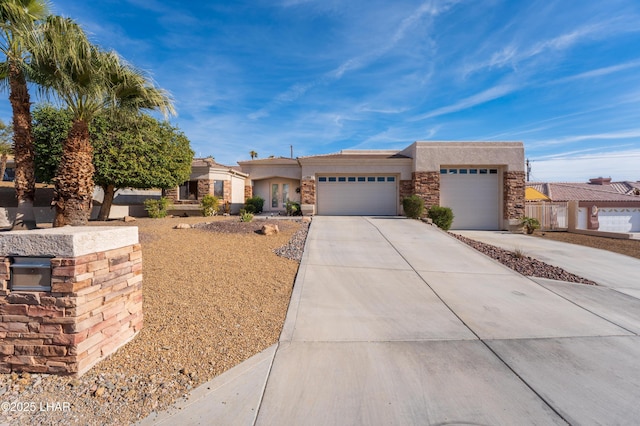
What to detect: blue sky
<box><xmin>4</xmin><ymin>0</ymin><xmax>640</xmax><ymax>182</ymax></box>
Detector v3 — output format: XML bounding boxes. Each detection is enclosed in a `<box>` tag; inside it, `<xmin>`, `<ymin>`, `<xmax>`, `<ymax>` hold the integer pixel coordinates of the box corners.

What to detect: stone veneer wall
<box><xmin>244</xmin><ymin>184</ymin><xmax>253</xmax><ymax>201</ymax></box>
<box><xmin>197</xmin><ymin>179</ymin><xmax>213</xmax><ymax>202</ymax></box>
<box><xmin>300</xmin><ymin>178</ymin><xmax>316</xmax><ymax>215</ymax></box>
<box><xmin>399</xmin><ymin>180</ymin><xmax>413</xmax><ymax>207</ymax></box>
<box><xmin>503</xmin><ymin>171</ymin><xmax>525</xmax><ymax>221</ymax></box>
<box><xmin>412</xmin><ymin>172</ymin><xmax>440</xmax><ymax>211</ymax></box>
<box><xmin>0</xmin><ymin>228</ymin><xmax>142</xmax><ymax>376</ymax></box>
<box><xmin>223</xmin><ymin>180</ymin><xmax>231</xmax><ymax>205</ymax></box>
<box><xmin>164</xmin><ymin>187</ymin><xmax>178</xmax><ymax>203</ymax></box>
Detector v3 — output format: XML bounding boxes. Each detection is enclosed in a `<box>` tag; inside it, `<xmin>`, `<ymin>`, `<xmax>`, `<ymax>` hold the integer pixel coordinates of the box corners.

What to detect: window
<box><xmin>469</xmin><ymin>169</ymin><xmax>478</xmax><ymax>174</ymax></box>
<box><xmin>213</xmin><ymin>180</ymin><xmax>224</xmax><ymax>198</ymax></box>
<box><xmin>449</xmin><ymin>169</ymin><xmax>458</xmax><ymax>174</ymax></box>
<box><xmin>440</xmin><ymin>169</ymin><xmax>447</xmax><ymax>174</ymax></box>
<box><xmin>377</xmin><ymin>176</ymin><xmax>385</xmax><ymax>182</ymax></box>
<box><xmin>282</xmin><ymin>184</ymin><xmax>289</xmax><ymax>206</ymax></box>
<box><xmin>479</xmin><ymin>169</ymin><xmax>488</xmax><ymax>174</ymax></box>
<box><xmin>348</xmin><ymin>177</ymin><xmax>356</xmax><ymax>182</ymax></box>
<box><xmin>387</xmin><ymin>177</ymin><xmax>395</xmax><ymax>182</ymax></box>
<box><xmin>272</xmin><ymin>184</ymin><xmax>279</xmax><ymax>208</ymax></box>
<box><xmin>367</xmin><ymin>177</ymin><xmax>375</xmax><ymax>182</ymax></box>
<box><xmin>179</xmin><ymin>181</ymin><xmax>198</xmax><ymax>200</ymax></box>
<box><xmin>319</xmin><ymin>177</ymin><xmax>327</xmax><ymax>182</ymax></box>
<box><xmin>358</xmin><ymin>177</ymin><xmax>366</xmax><ymax>182</ymax></box>
<box><xmin>459</xmin><ymin>169</ymin><xmax>468</xmax><ymax>174</ymax></box>
<box><xmin>338</xmin><ymin>177</ymin><xmax>346</xmax><ymax>182</ymax></box>
<box><xmin>328</xmin><ymin>177</ymin><xmax>337</xmax><ymax>182</ymax></box>
<box><xmin>489</xmin><ymin>169</ymin><xmax>498</xmax><ymax>174</ymax></box>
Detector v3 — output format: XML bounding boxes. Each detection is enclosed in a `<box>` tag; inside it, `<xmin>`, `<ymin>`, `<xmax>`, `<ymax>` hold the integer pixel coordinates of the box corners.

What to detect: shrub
<box><xmin>402</xmin><ymin>195</ymin><xmax>424</xmax><ymax>219</ymax></box>
<box><xmin>521</xmin><ymin>216</ymin><xmax>540</xmax><ymax>234</ymax></box>
<box><xmin>200</xmin><ymin>194</ymin><xmax>219</xmax><ymax>217</ymax></box>
<box><xmin>286</xmin><ymin>200</ymin><xmax>302</xmax><ymax>216</ymax></box>
<box><xmin>427</xmin><ymin>206</ymin><xmax>454</xmax><ymax>231</ymax></box>
<box><xmin>243</xmin><ymin>204</ymin><xmax>256</xmax><ymax>214</ymax></box>
<box><xmin>144</xmin><ymin>197</ymin><xmax>170</xmax><ymax>218</ymax></box>
<box><xmin>240</xmin><ymin>211</ymin><xmax>254</xmax><ymax>222</ymax></box>
<box><xmin>245</xmin><ymin>196</ymin><xmax>264</xmax><ymax>214</ymax></box>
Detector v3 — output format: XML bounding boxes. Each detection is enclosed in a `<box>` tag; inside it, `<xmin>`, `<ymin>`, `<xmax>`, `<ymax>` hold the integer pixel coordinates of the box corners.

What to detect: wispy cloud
<box><xmin>532</xmin><ymin>129</ymin><xmax>640</xmax><ymax>147</ymax></box>
<box><xmin>248</xmin><ymin>0</ymin><xmax>456</xmax><ymax>119</ymax></box>
<box><xmin>412</xmin><ymin>84</ymin><xmax>516</xmax><ymax>121</ymax></box>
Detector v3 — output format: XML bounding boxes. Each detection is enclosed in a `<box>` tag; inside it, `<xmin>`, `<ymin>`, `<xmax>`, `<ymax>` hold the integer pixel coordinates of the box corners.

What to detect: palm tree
<box><xmin>0</xmin><ymin>119</ymin><xmax>12</xmax><ymax>180</ymax></box>
<box><xmin>32</xmin><ymin>16</ymin><xmax>174</xmax><ymax>226</ymax></box>
<box><xmin>250</xmin><ymin>150</ymin><xmax>258</xmax><ymax>160</ymax></box>
<box><xmin>0</xmin><ymin>0</ymin><xmax>49</xmax><ymax>230</ymax></box>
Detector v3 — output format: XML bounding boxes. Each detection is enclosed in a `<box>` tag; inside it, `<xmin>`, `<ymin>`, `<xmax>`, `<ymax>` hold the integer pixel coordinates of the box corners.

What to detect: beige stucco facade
<box><xmin>236</xmin><ymin>142</ymin><xmax>525</xmax><ymax>229</ymax></box>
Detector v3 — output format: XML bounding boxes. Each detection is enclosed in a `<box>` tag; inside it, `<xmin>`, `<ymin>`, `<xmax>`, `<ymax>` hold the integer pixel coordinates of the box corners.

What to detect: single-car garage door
<box><xmin>440</xmin><ymin>168</ymin><xmax>500</xmax><ymax>230</ymax></box>
<box><xmin>317</xmin><ymin>175</ymin><xmax>397</xmax><ymax>215</ymax></box>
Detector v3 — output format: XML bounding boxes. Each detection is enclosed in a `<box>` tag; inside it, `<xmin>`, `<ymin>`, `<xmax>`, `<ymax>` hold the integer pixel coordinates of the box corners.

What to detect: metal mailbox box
<box><xmin>10</xmin><ymin>257</ymin><xmax>53</xmax><ymax>291</ymax></box>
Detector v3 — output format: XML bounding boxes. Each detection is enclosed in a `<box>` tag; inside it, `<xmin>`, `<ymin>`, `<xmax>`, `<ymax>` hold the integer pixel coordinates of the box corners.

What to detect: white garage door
<box><xmin>317</xmin><ymin>175</ymin><xmax>398</xmax><ymax>215</ymax></box>
<box><xmin>440</xmin><ymin>168</ymin><xmax>500</xmax><ymax>230</ymax></box>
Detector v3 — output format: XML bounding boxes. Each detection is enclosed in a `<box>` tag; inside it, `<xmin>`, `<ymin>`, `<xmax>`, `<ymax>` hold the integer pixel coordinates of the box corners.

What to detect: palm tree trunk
<box><xmin>0</xmin><ymin>153</ymin><xmax>6</xmax><ymax>181</ymax></box>
<box><xmin>53</xmin><ymin>119</ymin><xmax>95</xmax><ymax>227</ymax></box>
<box><xmin>9</xmin><ymin>61</ymin><xmax>36</xmax><ymax>230</ymax></box>
<box><xmin>97</xmin><ymin>184</ymin><xmax>116</xmax><ymax>221</ymax></box>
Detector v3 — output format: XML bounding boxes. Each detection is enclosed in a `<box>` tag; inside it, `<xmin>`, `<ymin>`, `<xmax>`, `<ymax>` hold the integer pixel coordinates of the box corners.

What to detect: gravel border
<box><xmin>450</xmin><ymin>233</ymin><xmax>597</xmax><ymax>285</ymax></box>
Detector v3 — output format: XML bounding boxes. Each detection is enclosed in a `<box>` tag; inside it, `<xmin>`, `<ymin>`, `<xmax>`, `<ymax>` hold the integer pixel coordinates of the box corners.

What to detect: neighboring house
<box><xmin>164</xmin><ymin>157</ymin><xmax>249</xmax><ymax>214</ymax></box>
<box><xmin>527</xmin><ymin>177</ymin><xmax>640</xmax><ymax>233</ymax></box>
<box><xmin>239</xmin><ymin>141</ymin><xmax>525</xmax><ymax>231</ymax></box>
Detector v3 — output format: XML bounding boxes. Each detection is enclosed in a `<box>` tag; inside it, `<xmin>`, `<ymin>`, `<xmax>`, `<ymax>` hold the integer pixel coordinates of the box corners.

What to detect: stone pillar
<box><xmin>223</xmin><ymin>180</ymin><xmax>232</xmax><ymax>205</ymax></box>
<box><xmin>412</xmin><ymin>172</ymin><xmax>439</xmax><ymax>212</ymax></box>
<box><xmin>197</xmin><ymin>179</ymin><xmax>214</xmax><ymax>201</ymax></box>
<box><xmin>0</xmin><ymin>227</ymin><xmax>142</xmax><ymax>376</ymax></box>
<box><xmin>244</xmin><ymin>183</ymin><xmax>253</xmax><ymax>201</ymax></box>
<box><xmin>504</xmin><ymin>171</ymin><xmax>525</xmax><ymax>226</ymax></box>
<box><xmin>164</xmin><ymin>187</ymin><xmax>179</xmax><ymax>203</ymax></box>
<box><xmin>301</xmin><ymin>177</ymin><xmax>316</xmax><ymax>215</ymax></box>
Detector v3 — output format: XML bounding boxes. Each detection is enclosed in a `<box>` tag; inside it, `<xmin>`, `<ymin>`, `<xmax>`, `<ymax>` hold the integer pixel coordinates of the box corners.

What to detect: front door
<box><xmin>271</xmin><ymin>183</ymin><xmax>290</xmax><ymax>210</ymax></box>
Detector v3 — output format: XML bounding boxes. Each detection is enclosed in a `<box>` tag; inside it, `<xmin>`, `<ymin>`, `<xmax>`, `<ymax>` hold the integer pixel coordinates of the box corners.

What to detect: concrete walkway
<box><xmin>454</xmin><ymin>230</ymin><xmax>640</xmax><ymax>292</ymax></box>
<box><xmin>141</xmin><ymin>217</ymin><xmax>640</xmax><ymax>425</ymax></box>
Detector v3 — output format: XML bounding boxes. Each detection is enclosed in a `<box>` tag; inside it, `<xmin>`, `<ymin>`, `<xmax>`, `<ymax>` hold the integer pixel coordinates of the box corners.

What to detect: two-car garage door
<box><xmin>440</xmin><ymin>168</ymin><xmax>500</xmax><ymax>230</ymax></box>
<box><xmin>317</xmin><ymin>175</ymin><xmax>397</xmax><ymax>216</ymax></box>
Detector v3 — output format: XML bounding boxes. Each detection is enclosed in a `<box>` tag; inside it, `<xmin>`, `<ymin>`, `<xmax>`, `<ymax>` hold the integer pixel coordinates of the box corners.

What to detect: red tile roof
<box><xmin>527</xmin><ymin>181</ymin><xmax>640</xmax><ymax>202</ymax></box>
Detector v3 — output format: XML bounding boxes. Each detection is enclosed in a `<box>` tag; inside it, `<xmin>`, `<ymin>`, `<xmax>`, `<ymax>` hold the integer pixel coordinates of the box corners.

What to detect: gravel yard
<box><xmin>0</xmin><ymin>216</ymin><xmax>308</xmax><ymax>426</ymax></box>
<box><xmin>533</xmin><ymin>231</ymin><xmax>640</xmax><ymax>260</ymax></box>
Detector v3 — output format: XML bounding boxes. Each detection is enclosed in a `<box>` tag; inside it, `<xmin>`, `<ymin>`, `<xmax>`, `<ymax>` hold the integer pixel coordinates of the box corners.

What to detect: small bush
<box><xmin>240</xmin><ymin>212</ymin><xmax>254</xmax><ymax>222</ymax></box>
<box><xmin>245</xmin><ymin>196</ymin><xmax>264</xmax><ymax>214</ymax></box>
<box><xmin>402</xmin><ymin>195</ymin><xmax>424</xmax><ymax>219</ymax></box>
<box><xmin>144</xmin><ymin>197</ymin><xmax>170</xmax><ymax>218</ymax></box>
<box><xmin>521</xmin><ymin>216</ymin><xmax>540</xmax><ymax>234</ymax></box>
<box><xmin>243</xmin><ymin>204</ymin><xmax>256</xmax><ymax>214</ymax></box>
<box><xmin>286</xmin><ymin>200</ymin><xmax>302</xmax><ymax>216</ymax></box>
<box><xmin>427</xmin><ymin>206</ymin><xmax>454</xmax><ymax>231</ymax></box>
<box><xmin>200</xmin><ymin>194</ymin><xmax>219</xmax><ymax>217</ymax></box>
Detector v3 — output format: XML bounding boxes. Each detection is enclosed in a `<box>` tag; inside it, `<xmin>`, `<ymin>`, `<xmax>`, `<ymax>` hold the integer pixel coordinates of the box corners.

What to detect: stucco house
<box><xmin>238</xmin><ymin>141</ymin><xmax>525</xmax><ymax>230</ymax></box>
<box><xmin>164</xmin><ymin>157</ymin><xmax>249</xmax><ymax>214</ymax></box>
<box><xmin>527</xmin><ymin>177</ymin><xmax>640</xmax><ymax>233</ymax></box>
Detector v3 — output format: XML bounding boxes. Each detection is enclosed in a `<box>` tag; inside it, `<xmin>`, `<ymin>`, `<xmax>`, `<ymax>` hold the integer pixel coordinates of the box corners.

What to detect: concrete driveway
<box><xmin>454</xmin><ymin>230</ymin><xmax>640</xmax><ymax>293</ymax></box>
<box><xmin>141</xmin><ymin>217</ymin><xmax>640</xmax><ymax>426</ymax></box>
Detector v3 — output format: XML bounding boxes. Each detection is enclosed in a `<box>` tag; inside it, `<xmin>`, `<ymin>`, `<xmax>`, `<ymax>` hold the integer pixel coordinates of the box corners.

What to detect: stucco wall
<box><xmin>300</xmin><ymin>158</ymin><xmax>413</xmax><ymax>180</ymax></box>
<box><xmin>400</xmin><ymin>142</ymin><xmax>525</xmax><ymax>172</ymax></box>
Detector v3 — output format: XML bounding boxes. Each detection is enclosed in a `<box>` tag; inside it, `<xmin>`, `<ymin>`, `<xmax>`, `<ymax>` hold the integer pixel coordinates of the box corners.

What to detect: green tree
<box><xmin>31</xmin><ymin>16</ymin><xmax>174</xmax><ymax>226</ymax></box>
<box><xmin>249</xmin><ymin>150</ymin><xmax>258</xmax><ymax>160</ymax></box>
<box><xmin>32</xmin><ymin>105</ymin><xmax>193</xmax><ymax>220</ymax></box>
<box><xmin>0</xmin><ymin>118</ymin><xmax>12</xmax><ymax>180</ymax></box>
<box><xmin>0</xmin><ymin>0</ymin><xmax>49</xmax><ymax>229</ymax></box>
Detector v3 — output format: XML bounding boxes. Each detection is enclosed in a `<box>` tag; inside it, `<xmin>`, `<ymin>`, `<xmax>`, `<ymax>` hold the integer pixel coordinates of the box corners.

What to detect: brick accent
<box><xmin>399</xmin><ymin>180</ymin><xmax>413</xmax><ymax>204</ymax></box>
<box><xmin>412</xmin><ymin>171</ymin><xmax>440</xmax><ymax>211</ymax></box>
<box><xmin>197</xmin><ymin>179</ymin><xmax>213</xmax><ymax>201</ymax></box>
<box><xmin>301</xmin><ymin>178</ymin><xmax>316</xmax><ymax>205</ymax></box>
<box><xmin>222</xmin><ymin>180</ymin><xmax>231</xmax><ymax>205</ymax></box>
<box><xmin>503</xmin><ymin>171</ymin><xmax>525</xmax><ymax>221</ymax></box>
<box><xmin>244</xmin><ymin>184</ymin><xmax>253</xmax><ymax>201</ymax></box>
<box><xmin>0</xmin><ymin>244</ymin><xmax>143</xmax><ymax>376</ymax></box>
<box><xmin>164</xmin><ymin>187</ymin><xmax>179</xmax><ymax>203</ymax></box>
